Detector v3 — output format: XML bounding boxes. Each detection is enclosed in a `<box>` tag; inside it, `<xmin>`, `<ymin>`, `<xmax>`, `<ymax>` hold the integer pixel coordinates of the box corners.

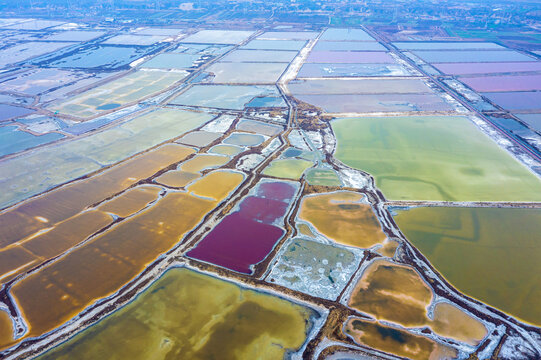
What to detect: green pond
<box><xmin>38</xmin><ymin>268</ymin><xmax>317</xmax><ymax>360</ymax></box>
<box><xmin>332</xmin><ymin>116</ymin><xmax>541</xmax><ymax>201</ymax></box>
<box><xmin>305</xmin><ymin>168</ymin><xmax>341</xmax><ymax>186</ymax></box>
<box><xmin>263</xmin><ymin>159</ymin><xmax>313</xmax><ymax>180</ymax></box>
<box><xmin>393</xmin><ymin>206</ymin><xmax>541</xmax><ymax>325</ymax></box>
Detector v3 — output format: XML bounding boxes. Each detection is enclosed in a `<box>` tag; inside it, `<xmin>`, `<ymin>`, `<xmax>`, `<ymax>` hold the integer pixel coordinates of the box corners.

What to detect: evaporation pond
<box><xmin>393</xmin><ymin>206</ymin><xmax>541</xmax><ymax>326</ymax></box>
<box><xmin>0</xmin><ymin>104</ymin><xmax>33</xmax><ymax>121</ymax></box>
<box><xmin>267</xmin><ymin>237</ymin><xmax>360</xmax><ymax>300</ymax></box>
<box><xmin>141</xmin><ymin>53</ymin><xmax>203</xmax><ymax>69</ymax></box>
<box><xmin>187</xmin><ymin>181</ymin><xmax>298</xmax><ymax>274</ymax></box>
<box><xmin>297</xmin><ymin>63</ymin><xmax>411</xmax><ymax>77</ymax></box>
<box><xmin>332</xmin><ymin>116</ymin><xmax>541</xmax><ymax>201</ymax></box>
<box><xmin>412</xmin><ymin>50</ymin><xmax>533</xmax><ymax>63</ymax></box>
<box><xmin>38</xmin><ymin>268</ymin><xmax>318</xmax><ymax>360</ymax></box>
<box><xmin>45</xmin><ymin>45</ymin><xmax>155</xmax><ymax>69</ymax></box>
<box><xmin>223</xmin><ymin>132</ymin><xmax>266</xmax><ymax>146</ymax></box>
<box><xmin>0</xmin><ymin>125</ymin><xmax>64</xmax><ymax>157</ymax></box>
<box><xmin>170</xmin><ymin>85</ymin><xmax>284</xmax><ymax>110</ymax></box>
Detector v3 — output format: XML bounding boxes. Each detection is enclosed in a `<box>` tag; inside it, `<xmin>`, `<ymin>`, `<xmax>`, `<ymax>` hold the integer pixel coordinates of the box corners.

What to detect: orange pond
<box><xmin>0</xmin><ymin>311</ymin><xmax>13</xmax><ymax>347</ymax></box>
<box><xmin>344</xmin><ymin>318</ymin><xmax>457</xmax><ymax>360</ymax></box>
<box><xmin>298</xmin><ymin>191</ymin><xmax>387</xmax><ymax>248</ymax></box>
<box><xmin>0</xmin><ymin>144</ymin><xmax>195</xmax><ymax>248</ymax></box>
<box><xmin>0</xmin><ymin>210</ymin><xmax>112</xmax><ymax>285</ymax></box>
<box><xmin>348</xmin><ymin>260</ymin><xmax>487</xmax><ymax>345</ymax></box>
<box><xmin>6</xmin><ymin>173</ymin><xmax>244</xmax><ymax>350</ymax></box>
<box><xmin>98</xmin><ymin>185</ymin><xmax>162</xmax><ymax>218</ymax></box>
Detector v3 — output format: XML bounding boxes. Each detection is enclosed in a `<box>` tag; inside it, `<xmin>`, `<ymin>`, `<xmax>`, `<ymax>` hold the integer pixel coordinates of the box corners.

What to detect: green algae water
<box><xmin>38</xmin><ymin>268</ymin><xmax>317</xmax><ymax>360</ymax></box>
<box><xmin>393</xmin><ymin>206</ymin><xmax>541</xmax><ymax>325</ymax></box>
<box><xmin>332</xmin><ymin>116</ymin><xmax>541</xmax><ymax>201</ymax></box>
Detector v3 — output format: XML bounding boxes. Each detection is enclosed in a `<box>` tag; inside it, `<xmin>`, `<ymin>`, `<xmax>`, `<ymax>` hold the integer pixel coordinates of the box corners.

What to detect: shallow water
<box><xmin>296</xmin><ymin>93</ymin><xmax>452</xmax><ymax>113</ymax></box>
<box><xmin>187</xmin><ymin>180</ymin><xmax>296</xmax><ymax>274</ymax></box>
<box><xmin>263</xmin><ymin>159</ymin><xmax>313</xmax><ymax>180</ymax></box>
<box><xmin>236</xmin><ymin>119</ymin><xmax>283</xmax><ymax>136</ymax></box>
<box><xmin>0</xmin><ymin>109</ymin><xmax>210</xmax><ymax>208</ymax></box>
<box><xmin>10</xmin><ymin>188</ymin><xmax>232</xmax><ymax>343</ymax></box>
<box><xmin>313</xmin><ymin>41</ymin><xmax>385</xmax><ymax>51</ymax></box>
<box><xmin>305</xmin><ymin>168</ymin><xmax>341</xmax><ymax>186</ymax></box>
<box><xmin>298</xmin><ymin>191</ymin><xmax>386</xmax><ymax>248</ymax></box>
<box><xmin>433</xmin><ymin>61</ymin><xmax>541</xmax><ymax>75</ymax></box>
<box><xmin>332</xmin><ymin>116</ymin><xmax>541</xmax><ymax>201</ymax></box>
<box><xmin>319</xmin><ymin>28</ymin><xmax>375</xmax><ymax>41</ymax></box>
<box><xmin>221</xmin><ymin>49</ymin><xmax>298</xmax><ymax>63</ymax></box>
<box><xmin>207</xmin><ymin>62</ymin><xmax>288</xmax><ymax>84</ymax></box>
<box><xmin>413</xmin><ymin>50</ymin><xmax>533</xmax><ymax>63</ymax></box>
<box><xmin>176</xmin><ymin>130</ymin><xmax>222</xmax><ymax>148</ymax></box>
<box><xmin>170</xmin><ymin>84</ymin><xmax>285</xmax><ymax>110</ymax></box>
<box><xmin>482</xmin><ymin>91</ymin><xmax>541</xmax><ymax>111</ymax></box>
<box><xmin>461</xmin><ymin>74</ymin><xmax>541</xmax><ymax>92</ymax></box>
<box><xmin>224</xmin><ymin>132</ymin><xmax>266</xmax><ymax>146</ymax></box>
<box><xmin>50</xmin><ymin>71</ymin><xmax>188</xmax><ymax>118</ymax></box>
<box><xmin>0</xmin><ymin>125</ymin><xmax>64</xmax><ymax>157</ymax></box>
<box><xmin>267</xmin><ymin>237</ymin><xmax>360</xmax><ymax>300</ymax></box>
<box><xmin>297</xmin><ymin>63</ymin><xmax>411</xmax><ymax>77</ymax></box>
<box><xmin>180</xmin><ymin>29</ymin><xmax>254</xmax><ymax>44</ymax></box>
<box><xmin>37</xmin><ymin>268</ymin><xmax>317</xmax><ymax>360</ymax></box>
<box><xmin>141</xmin><ymin>53</ymin><xmax>203</xmax><ymax>69</ymax></box>
<box><xmin>208</xmin><ymin>144</ymin><xmax>244</xmax><ymax>156</ymax></box>
<box><xmin>241</xmin><ymin>39</ymin><xmax>306</xmax><ymax>51</ymax></box>
<box><xmin>306</xmin><ymin>51</ymin><xmax>394</xmax><ymax>63</ymax></box>
<box><xmin>393</xmin><ymin>206</ymin><xmax>541</xmax><ymax>325</ymax></box>
<box><xmin>344</xmin><ymin>318</ymin><xmax>457</xmax><ymax>360</ymax></box>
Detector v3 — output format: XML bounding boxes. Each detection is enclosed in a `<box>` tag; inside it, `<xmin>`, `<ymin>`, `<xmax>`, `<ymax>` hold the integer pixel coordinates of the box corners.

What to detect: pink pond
<box><xmin>187</xmin><ymin>181</ymin><xmax>297</xmax><ymax>274</ymax></box>
<box><xmin>461</xmin><ymin>75</ymin><xmax>541</xmax><ymax>92</ymax></box>
<box><xmin>434</xmin><ymin>62</ymin><xmax>541</xmax><ymax>75</ymax></box>
<box><xmin>306</xmin><ymin>51</ymin><xmax>395</xmax><ymax>64</ymax></box>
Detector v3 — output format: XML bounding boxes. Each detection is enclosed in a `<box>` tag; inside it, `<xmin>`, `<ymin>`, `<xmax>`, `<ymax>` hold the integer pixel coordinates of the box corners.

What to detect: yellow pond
<box><xmin>298</xmin><ymin>191</ymin><xmax>387</xmax><ymax>248</ymax></box>
<box><xmin>38</xmin><ymin>268</ymin><xmax>316</xmax><ymax>360</ymax></box>
<box><xmin>187</xmin><ymin>170</ymin><xmax>245</xmax><ymax>201</ymax></box>
<box><xmin>0</xmin><ymin>311</ymin><xmax>13</xmax><ymax>348</ymax></box>
<box><xmin>348</xmin><ymin>260</ymin><xmax>487</xmax><ymax>346</ymax></box>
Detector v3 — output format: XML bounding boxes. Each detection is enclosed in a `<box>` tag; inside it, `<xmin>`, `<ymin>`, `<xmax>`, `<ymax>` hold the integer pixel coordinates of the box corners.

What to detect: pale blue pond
<box><xmin>170</xmin><ymin>84</ymin><xmax>286</xmax><ymax>110</ymax></box>
<box><xmin>142</xmin><ymin>53</ymin><xmax>203</xmax><ymax>69</ymax></box>
<box><xmin>44</xmin><ymin>45</ymin><xmax>156</xmax><ymax>69</ymax></box>
<box><xmin>246</xmin><ymin>96</ymin><xmax>285</xmax><ymax>108</ymax></box>
<box><xmin>241</xmin><ymin>39</ymin><xmax>307</xmax><ymax>51</ymax></box>
<box><xmin>313</xmin><ymin>41</ymin><xmax>385</xmax><ymax>51</ymax></box>
<box><xmin>0</xmin><ymin>125</ymin><xmax>64</xmax><ymax>157</ymax></box>
<box><xmin>319</xmin><ymin>28</ymin><xmax>375</xmax><ymax>41</ymax></box>
<box><xmin>0</xmin><ymin>104</ymin><xmax>34</xmax><ymax>121</ymax></box>
<box><xmin>515</xmin><ymin>113</ymin><xmax>541</xmax><ymax>133</ymax></box>
<box><xmin>393</xmin><ymin>42</ymin><xmax>505</xmax><ymax>50</ymax></box>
